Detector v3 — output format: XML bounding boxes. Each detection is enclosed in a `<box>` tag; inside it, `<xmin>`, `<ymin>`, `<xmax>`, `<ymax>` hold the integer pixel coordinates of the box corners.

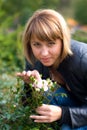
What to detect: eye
<box><xmin>32</xmin><ymin>42</ymin><xmax>41</xmax><ymax>47</ymax></box>
<box><xmin>48</xmin><ymin>41</ymin><xmax>55</xmax><ymax>46</ymax></box>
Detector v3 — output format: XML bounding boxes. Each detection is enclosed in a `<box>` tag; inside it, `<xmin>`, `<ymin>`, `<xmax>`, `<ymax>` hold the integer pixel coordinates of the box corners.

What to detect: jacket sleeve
<box><xmin>58</xmin><ymin>52</ymin><xmax>87</xmax><ymax>128</ymax></box>
<box><xmin>58</xmin><ymin>106</ymin><xmax>87</xmax><ymax>128</ymax></box>
<box><xmin>69</xmin><ymin>106</ymin><xmax>87</xmax><ymax>128</ymax></box>
<box><xmin>69</xmin><ymin>53</ymin><xmax>87</xmax><ymax>128</ymax></box>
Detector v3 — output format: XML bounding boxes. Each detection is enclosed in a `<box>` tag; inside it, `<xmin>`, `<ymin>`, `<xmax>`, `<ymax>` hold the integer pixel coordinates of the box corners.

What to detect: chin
<box><xmin>42</xmin><ymin>63</ymin><xmax>53</xmax><ymax>67</ymax></box>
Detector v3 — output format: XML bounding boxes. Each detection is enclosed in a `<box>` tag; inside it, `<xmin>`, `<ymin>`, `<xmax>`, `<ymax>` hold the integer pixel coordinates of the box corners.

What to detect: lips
<box><xmin>40</xmin><ymin>57</ymin><xmax>54</xmax><ymax>66</ymax></box>
<box><xmin>40</xmin><ymin>58</ymin><xmax>51</xmax><ymax>63</ymax></box>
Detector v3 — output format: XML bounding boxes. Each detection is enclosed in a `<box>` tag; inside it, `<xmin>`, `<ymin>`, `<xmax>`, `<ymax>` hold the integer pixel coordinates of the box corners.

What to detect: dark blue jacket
<box><xmin>25</xmin><ymin>40</ymin><xmax>87</xmax><ymax>128</ymax></box>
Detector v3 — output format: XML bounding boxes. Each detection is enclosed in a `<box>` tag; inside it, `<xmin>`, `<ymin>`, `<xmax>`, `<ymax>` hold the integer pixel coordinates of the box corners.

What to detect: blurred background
<box><xmin>0</xmin><ymin>0</ymin><xmax>87</xmax><ymax>75</ymax></box>
<box><xmin>0</xmin><ymin>0</ymin><xmax>87</xmax><ymax>129</ymax></box>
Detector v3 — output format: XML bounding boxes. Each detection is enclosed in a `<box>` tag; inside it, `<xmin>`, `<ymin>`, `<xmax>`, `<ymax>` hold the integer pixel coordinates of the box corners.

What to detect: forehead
<box><xmin>30</xmin><ymin>25</ymin><xmax>61</xmax><ymax>42</ymax></box>
<box><xmin>29</xmin><ymin>12</ymin><xmax>63</xmax><ymax>42</ymax></box>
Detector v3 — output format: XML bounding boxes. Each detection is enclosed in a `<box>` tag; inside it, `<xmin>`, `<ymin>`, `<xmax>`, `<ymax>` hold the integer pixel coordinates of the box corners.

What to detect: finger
<box><xmin>31</xmin><ymin>70</ymin><xmax>41</xmax><ymax>80</ymax></box>
<box><xmin>22</xmin><ymin>71</ymin><xmax>27</xmax><ymax>75</ymax></box>
<box><xmin>17</xmin><ymin>71</ymin><xmax>29</xmax><ymax>82</ymax></box>
<box><xmin>30</xmin><ymin>115</ymin><xmax>47</xmax><ymax>120</ymax></box>
<box><xmin>36</xmin><ymin>110</ymin><xmax>48</xmax><ymax>115</ymax></box>
<box><xmin>16</xmin><ymin>72</ymin><xmax>25</xmax><ymax>78</ymax></box>
<box><xmin>17</xmin><ymin>71</ymin><xmax>27</xmax><ymax>78</ymax></box>
<box><xmin>26</xmin><ymin>71</ymin><xmax>32</xmax><ymax>77</ymax></box>
<box><xmin>30</xmin><ymin>115</ymin><xmax>50</xmax><ymax>123</ymax></box>
<box><xmin>34</xmin><ymin>119</ymin><xmax>49</xmax><ymax>123</ymax></box>
<box><xmin>16</xmin><ymin>72</ymin><xmax>22</xmax><ymax>76</ymax></box>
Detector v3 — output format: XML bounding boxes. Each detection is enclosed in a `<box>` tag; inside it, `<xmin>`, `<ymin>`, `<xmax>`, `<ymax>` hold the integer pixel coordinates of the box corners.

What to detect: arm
<box><xmin>69</xmin><ymin>106</ymin><xmax>87</xmax><ymax>128</ymax></box>
<box><xmin>68</xmin><ymin>53</ymin><xmax>87</xmax><ymax>128</ymax></box>
<box><xmin>59</xmin><ymin>52</ymin><xmax>87</xmax><ymax>128</ymax></box>
<box><xmin>58</xmin><ymin>106</ymin><xmax>87</xmax><ymax>128</ymax></box>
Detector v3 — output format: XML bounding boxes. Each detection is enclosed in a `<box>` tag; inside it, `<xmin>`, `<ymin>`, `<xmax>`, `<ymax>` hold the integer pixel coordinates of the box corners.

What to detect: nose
<box><xmin>40</xmin><ymin>47</ymin><xmax>49</xmax><ymax>56</ymax></box>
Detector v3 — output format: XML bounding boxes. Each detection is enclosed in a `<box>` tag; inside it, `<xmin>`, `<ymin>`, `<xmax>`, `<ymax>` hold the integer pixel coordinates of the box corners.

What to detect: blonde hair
<box><xmin>23</xmin><ymin>9</ymin><xmax>73</xmax><ymax>66</ymax></box>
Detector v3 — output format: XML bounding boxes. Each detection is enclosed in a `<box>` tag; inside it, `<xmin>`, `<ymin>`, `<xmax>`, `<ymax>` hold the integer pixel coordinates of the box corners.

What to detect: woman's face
<box><xmin>31</xmin><ymin>38</ymin><xmax>62</xmax><ymax>67</ymax></box>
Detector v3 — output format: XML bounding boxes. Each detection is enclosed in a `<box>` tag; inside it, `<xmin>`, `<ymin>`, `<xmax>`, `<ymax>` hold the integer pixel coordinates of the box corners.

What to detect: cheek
<box><xmin>52</xmin><ymin>47</ymin><xmax>61</xmax><ymax>57</ymax></box>
<box><xmin>31</xmin><ymin>48</ymin><xmax>40</xmax><ymax>58</ymax></box>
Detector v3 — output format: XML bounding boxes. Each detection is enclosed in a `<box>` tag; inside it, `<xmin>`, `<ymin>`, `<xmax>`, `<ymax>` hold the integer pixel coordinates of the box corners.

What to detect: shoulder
<box><xmin>71</xmin><ymin>39</ymin><xmax>87</xmax><ymax>57</ymax></box>
<box><xmin>71</xmin><ymin>39</ymin><xmax>87</xmax><ymax>49</ymax></box>
<box><xmin>71</xmin><ymin>40</ymin><xmax>87</xmax><ymax>73</ymax></box>
<box><xmin>58</xmin><ymin>40</ymin><xmax>87</xmax><ymax>72</ymax></box>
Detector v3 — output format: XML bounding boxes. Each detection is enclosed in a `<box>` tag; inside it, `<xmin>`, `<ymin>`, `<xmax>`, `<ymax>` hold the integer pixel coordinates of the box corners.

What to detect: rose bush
<box><xmin>0</xmin><ymin>74</ymin><xmax>60</xmax><ymax>130</ymax></box>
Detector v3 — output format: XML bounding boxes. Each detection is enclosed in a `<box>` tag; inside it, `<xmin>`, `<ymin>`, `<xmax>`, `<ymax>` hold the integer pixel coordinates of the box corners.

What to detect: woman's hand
<box><xmin>16</xmin><ymin>70</ymin><xmax>42</xmax><ymax>84</ymax></box>
<box><xmin>30</xmin><ymin>104</ymin><xmax>62</xmax><ymax>123</ymax></box>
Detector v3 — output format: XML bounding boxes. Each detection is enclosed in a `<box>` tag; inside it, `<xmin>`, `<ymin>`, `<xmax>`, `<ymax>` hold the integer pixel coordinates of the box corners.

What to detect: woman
<box><xmin>17</xmin><ymin>9</ymin><xmax>87</xmax><ymax>130</ymax></box>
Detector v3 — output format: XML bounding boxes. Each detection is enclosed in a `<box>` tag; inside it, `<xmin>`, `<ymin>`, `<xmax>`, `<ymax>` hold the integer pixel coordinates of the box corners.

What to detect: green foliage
<box><xmin>72</xmin><ymin>30</ymin><xmax>87</xmax><ymax>43</ymax></box>
<box><xmin>0</xmin><ymin>0</ymin><xmax>60</xmax><ymax>26</ymax></box>
<box><xmin>41</xmin><ymin>0</ymin><xmax>60</xmax><ymax>9</ymax></box>
<box><xmin>1</xmin><ymin>0</ymin><xmax>42</xmax><ymax>14</ymax></box>
<box><xmin>0</xmin><ymin>74</ymin><xmax>60</xmax><ymax>130</ymax></box>
<box><xmin>0</xmin><ymin>26</ymin><xmax>24</xmax><ymax>73</ymax></box>
<box><xmin>0</xmin><ymin>0</ymin><xmax>87</xmax><ymax>129</ymax></box>
<box><xmin>0</xmin><ymin>0</ymin><xmax>43</xmax><ymax>26</ymax></box>
<box><xmin>73</xmin><ymin>0</ymin><xmax>87</xmax><ymax>24</ymax></box>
